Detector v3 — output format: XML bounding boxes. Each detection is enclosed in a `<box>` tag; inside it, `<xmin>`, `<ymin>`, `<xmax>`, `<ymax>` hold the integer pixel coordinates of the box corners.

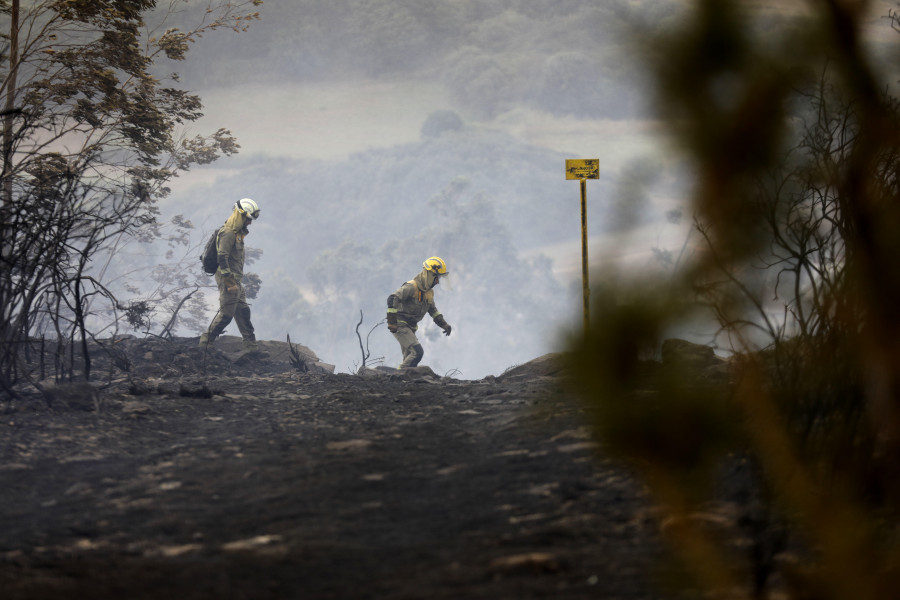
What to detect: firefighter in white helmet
<box><xmin>199</xmin><ymin>198</ymin><xmax>262</xmax><ymax>352</ymax></box>
<box><xmin>386</xmin><ymin>256</ymin><xmax>452</xmax><ymax>369</ymax></box>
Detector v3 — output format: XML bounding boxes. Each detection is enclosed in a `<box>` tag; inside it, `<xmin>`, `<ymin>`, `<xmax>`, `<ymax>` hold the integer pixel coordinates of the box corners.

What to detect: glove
<box><xmin>386</xmin><ymin>312</ymin><xmax>398</xmax><ymax>333</ymax></box>
<box><xmin>224</xmin><ymin>276</ymin><xmax>239</xmax><ymax>294</ymax></box>
<box><xmin>434</xmin><ymin>315</ymin><xmax>451</xmax><ymax>337</ymax></box>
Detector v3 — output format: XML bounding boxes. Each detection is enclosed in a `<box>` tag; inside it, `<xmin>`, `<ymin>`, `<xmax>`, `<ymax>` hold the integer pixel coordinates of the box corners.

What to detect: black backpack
<box><xmin>200</xmin><ymin>227</ymin><xmax>222</xmax><ymax>275</ymax></box>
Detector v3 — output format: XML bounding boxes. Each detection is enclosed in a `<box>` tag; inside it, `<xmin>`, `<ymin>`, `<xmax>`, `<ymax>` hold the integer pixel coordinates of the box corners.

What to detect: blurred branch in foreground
<box><xmin>567</xmin><ymin>2</ymin><xmax>900</xmax><ymax>598</ymax></box>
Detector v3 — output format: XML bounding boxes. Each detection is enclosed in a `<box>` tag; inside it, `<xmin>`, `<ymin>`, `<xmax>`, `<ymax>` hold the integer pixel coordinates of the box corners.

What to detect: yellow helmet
<box><xmin>423</xmin><ymin>256</ymin><xmax>449</xmax><ymax>275</ymax></box>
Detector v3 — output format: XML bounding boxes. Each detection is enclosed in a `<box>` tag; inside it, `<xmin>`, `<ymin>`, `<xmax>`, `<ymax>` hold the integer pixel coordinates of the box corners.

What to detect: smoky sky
<box><xmin>170</xmin><ymin>0</ymin><xmax>667</xmax><ymax>121</ymax></box>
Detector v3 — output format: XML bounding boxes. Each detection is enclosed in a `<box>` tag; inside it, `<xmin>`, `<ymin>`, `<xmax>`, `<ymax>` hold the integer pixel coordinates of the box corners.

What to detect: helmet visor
<box><xmin>435</xmin><ymin>271</ymin><xmax>453</xmax><ymax>291</ymax></box>
<box><xmin>236</xmin><ymin>200</ymin><xmax>260</xmax><ymax>220</ymax></box>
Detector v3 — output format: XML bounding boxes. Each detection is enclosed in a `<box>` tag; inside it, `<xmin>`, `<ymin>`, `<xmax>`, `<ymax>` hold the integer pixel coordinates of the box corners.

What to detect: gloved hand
<box><xmin>434</xmin><ymin>315</ymin><xmax>451</xmax><ymax>337</ymax></box>
<box><xmin>386</xmin><ymin>313</ymin><xmax>398</xmax><ymax>333</ymax></box>
<box><xmin>225</xmin><ymin>276</ymin><xmax>239</xmax><ymax>294</ymax></box>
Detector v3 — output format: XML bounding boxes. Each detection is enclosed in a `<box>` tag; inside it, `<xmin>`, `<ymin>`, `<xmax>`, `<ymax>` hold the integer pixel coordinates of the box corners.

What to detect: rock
<box><xmin>120</xmin><ymin>400</ymin><xmax>151</xmax><ymax>416</ymax></box>
<box><xmin>64</xmin><ymin>481</ymin><xmax>92</xmax><ymax>496</ymax></box>
<box><xmin>661</xmin><ymin>339</ymin><xmax>719</xmax><ymax>369</ymax></box>
<box><xmin>661</xmin><ymin>338</ymin><xmax>733</xmax><ymax>384</ymax></box>
<box><xmin>498</xmin><ymin>353</ymin><xmax>566</xmax><ymax>382</ymax></box>
<box><xmin>128</xmin><ymin>381</ymin><xmax>154</xmax><ymax>396</ymax></box>
<box><xmin>326</xmin><ymin>439</ymin><xmax>372</xmax><ymax>451</ymax></box>
<box><xmin>40</xmin><ymin>382</ymin><xmax>100</xmax><ymax>411</ymax></box>
<box><xmin>221</xmin><ymin>534</ymin><xmax>284</xmax><ymax>552</ymax></box>
<box><xmin>233</xmin><ymin>350</ymin><xmax>271</xmax><ymax>366</ymax></box>
<box><xmin>179</xmin><ymin>382</ymin><xmax>213</xmax><ymax>399</ymax></box>
<box><xmin>357</xmin><ymin>366</ymin><xmax>395</xmax><ymax>378</ymax></box>
<box><xmin>488</xmin><ymin>552</ymin><xmax>561</xmax><ymax>573</ymax></box>
<box><xmin>662</xmin><ymin>338</ymin><xmax>727</xmax><ymax>367</ymax></box>
<box><xmin>356</xmin><ymin>367</ymin><xmax>381</xmax><ymax>377</ymax></box>
<box><xmin>76</xmin><ymin>334</ymin><xmax>331</xmax><ymax>379</ymax></box>
<box><xmin>398</xmin><ymin>365</ymin><xmax>440</xmax><ymax>380</ymax></box>
<box><xmin>312</xmin><ymin>361</ymin><xmax>336</xmax><ymax>374</ymax></box>
<box><xmin>155</xmin><ymin>382</ymin><xmax>180</xmax><ymax>396</ymax></box>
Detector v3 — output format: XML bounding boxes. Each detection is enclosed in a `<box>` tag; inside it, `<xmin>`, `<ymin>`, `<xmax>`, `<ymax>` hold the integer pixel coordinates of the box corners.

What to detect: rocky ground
<box><xmin>0</xmin><ymin>335</ymin><xmax>669</xmax><ymax>599</ymax></box>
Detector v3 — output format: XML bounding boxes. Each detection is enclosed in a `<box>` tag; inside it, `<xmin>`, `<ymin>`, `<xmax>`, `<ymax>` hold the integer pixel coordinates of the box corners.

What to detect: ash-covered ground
<box><xmin>0</xmin><ymin>335</ymin><xmax>667</xmax><ymax>599</ymax></box>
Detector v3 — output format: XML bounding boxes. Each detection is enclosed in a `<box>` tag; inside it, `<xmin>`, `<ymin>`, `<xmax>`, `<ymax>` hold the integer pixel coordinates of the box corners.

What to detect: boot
<box><xmin>242</xmin><ymin>335</ymin><xmax>259</xmax><ymax>353</ymax></box>
<box><xmin>241</xmin><ymin>336</ymin><xmax>269</xmax><ymax>358</ymax></box>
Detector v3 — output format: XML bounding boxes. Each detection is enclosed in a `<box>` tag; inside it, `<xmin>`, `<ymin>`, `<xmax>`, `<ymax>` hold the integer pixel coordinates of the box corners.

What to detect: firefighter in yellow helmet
<box><xmin>386</xmin><ymin>257</ymin><xmax>452</xmax><ymax>369</ymax></box>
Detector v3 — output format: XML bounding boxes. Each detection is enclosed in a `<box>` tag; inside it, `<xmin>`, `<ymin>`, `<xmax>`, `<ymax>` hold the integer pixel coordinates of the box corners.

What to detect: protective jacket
<box><xmin>216</xmin><ymin>227</ymin><xmax>247</xmax><ymax>278</ymax></box>
<box><xmin>388</xmin><ymin>270</ymin><xmax>443</xmax><ymax>331</ymax></box>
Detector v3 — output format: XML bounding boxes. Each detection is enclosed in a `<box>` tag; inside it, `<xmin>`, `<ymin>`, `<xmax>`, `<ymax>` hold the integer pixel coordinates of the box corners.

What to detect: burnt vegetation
<box><xmin>2</xmin><ymin>2</ymin><xmax>900</xmax><ymax>600</ymax></box>
<box><xmin>0</xmin><ymin>1</ymin><xmax>261</xmax><ymax>398</ymax></box>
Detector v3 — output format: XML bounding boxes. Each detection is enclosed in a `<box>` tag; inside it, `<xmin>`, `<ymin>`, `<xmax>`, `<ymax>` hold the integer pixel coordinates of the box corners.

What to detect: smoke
<box><xmin>111</xmin><ymin>0</ymin><xmax>693</xmax><ymax>377</ymax></box>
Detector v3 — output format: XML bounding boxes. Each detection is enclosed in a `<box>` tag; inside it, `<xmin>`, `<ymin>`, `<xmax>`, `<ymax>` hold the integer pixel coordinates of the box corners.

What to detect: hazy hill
<box><xmin>103</xmin><ymin>0</ymin><xmax>695</xmax><ymax>378</ymax></box>
<box><xmin>151</xmin><ymin>123</ymin><xmax>638</xmax><ymax>377</ymax></box>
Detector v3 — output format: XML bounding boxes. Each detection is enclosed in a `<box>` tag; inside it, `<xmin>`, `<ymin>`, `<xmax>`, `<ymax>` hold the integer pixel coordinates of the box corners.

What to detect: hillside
<box><xmin>0</xmin><ymin>336</ymin><xmax>667</xmax><ymax>599</ymax></box>
<box><xmin>112</xmin><ymin>125</ymin><xmax>631</xmax><ymax>380</ymax></box>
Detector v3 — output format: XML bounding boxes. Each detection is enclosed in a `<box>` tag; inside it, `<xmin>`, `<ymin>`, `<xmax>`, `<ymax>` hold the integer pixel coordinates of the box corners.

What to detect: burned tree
<box><xmin>0</xmin><ymin>0</ymin><xmax>262</xmax><ymax>397</ymax></box>
<box><xmin>354</xmin><ymin>310</ymin><xmax>384</xmax><ymax>372</ymax></box>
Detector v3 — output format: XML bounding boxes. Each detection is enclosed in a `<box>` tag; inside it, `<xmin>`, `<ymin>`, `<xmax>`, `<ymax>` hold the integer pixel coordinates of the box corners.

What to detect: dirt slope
<box><xmin>0</xmin><ymin>337</ymin><xmax>663</xmax><ymax>599</ymax></box>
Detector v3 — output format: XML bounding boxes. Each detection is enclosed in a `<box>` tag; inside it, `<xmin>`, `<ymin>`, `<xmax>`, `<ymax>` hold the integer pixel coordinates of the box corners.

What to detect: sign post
<box><xmin>566</xmin><ymin>159</ymin><xmax>599</xmax><ymax>334</ymax></box>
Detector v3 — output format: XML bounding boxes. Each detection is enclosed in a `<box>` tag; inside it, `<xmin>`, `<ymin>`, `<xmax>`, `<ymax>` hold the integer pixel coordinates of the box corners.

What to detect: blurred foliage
<box><xmin>567</xmin><ymin>1</ymin><xmax>900</xmax><ymax>598</ymax></box>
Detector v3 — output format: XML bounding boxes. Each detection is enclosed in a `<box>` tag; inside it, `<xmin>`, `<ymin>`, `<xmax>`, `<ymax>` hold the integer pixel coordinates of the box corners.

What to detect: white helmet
<box><xmin>234</xmin><ymin>198</ymin><xmax>260</xmax><ymax>220</ymax></box>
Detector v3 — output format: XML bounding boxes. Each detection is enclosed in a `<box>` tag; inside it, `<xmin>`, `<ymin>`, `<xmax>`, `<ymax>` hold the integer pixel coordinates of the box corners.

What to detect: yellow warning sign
<box><xmin>565</xmin><ymin>159</ymin><xmax>600</xmax><ymax>180</ymax></box>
